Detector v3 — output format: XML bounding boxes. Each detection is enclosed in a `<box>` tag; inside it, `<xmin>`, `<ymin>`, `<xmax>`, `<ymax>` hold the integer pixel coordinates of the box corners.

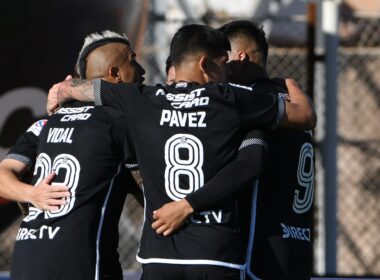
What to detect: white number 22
<box><xmin>24</xmin><ymin>153</ymin><xmax>80</xmax><ymax>222</ymax></box>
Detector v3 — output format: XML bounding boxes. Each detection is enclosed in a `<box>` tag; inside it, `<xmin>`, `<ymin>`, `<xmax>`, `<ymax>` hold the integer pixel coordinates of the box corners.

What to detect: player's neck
<box><xmin>174</xmin><ymin>71</ymin><xmax>205</xmax><ymax>85</ymax></box>
<box><xmin>245</xmin><ymin>69</ymin><xmax>268</xmax><ymax>85</ymax></box>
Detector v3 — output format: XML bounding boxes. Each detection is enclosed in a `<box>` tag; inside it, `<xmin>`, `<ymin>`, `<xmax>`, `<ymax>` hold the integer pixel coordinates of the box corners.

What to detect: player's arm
<box><xmin>0</xmin><ymin>159</ymin><xmax>30</xmax><ymax>202</ymax></box>
<box><xmin>130</xmin><ymin>170</ymin><xmax>144</xmax><ymax>206</ymax></box>
<box><xmin>280</xmin><ymin>79</ymin><xmax>316</xmax><ymax>129</ymax></box>
<box><xmin>47</xmin><ymin>75</ymin><xmax>73</xmax><ymax>115</ymax></box>
<box><xmin>152</xmin><ymin>130</ymin><xmax>267</xmax><ymax>236</ymax></box>
<box><xmin>123</xmin><ymin>166</ymin><xmax>144</xmax><ymax>207</ymax></box>
<box><xmin>47</xmin><ymin>78</ymin><xmax>94</xmax><ymax>114</ymax></box>
<box><xmin>48</xmin><ymin>78</ymin><xmax>131</xmax><ymax>114</ymax></box>
<box><xmin>235</xmin><ymin>81</ymin><xmax>316</xmax><ymax>131</ymax></box>
<box><xmin>0</xmin><ymin>122</ymin><xmax>70</xmax><ymax>211</ymax></box>
<box><xmin>0</xmin><ymin>159</ymin><xmax>69</xmax><ymax>211</ymax></box>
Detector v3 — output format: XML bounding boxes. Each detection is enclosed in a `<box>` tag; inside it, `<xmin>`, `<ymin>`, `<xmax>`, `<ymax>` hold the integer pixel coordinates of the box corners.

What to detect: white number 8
<box><xmin>164</xmin><ymin>134</ymin><xmax>204</xmax><ymax>201</ymax></box>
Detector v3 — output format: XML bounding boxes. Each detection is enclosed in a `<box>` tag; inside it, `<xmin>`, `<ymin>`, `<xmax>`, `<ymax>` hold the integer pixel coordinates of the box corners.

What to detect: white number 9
<box><xmin>293</xmin><ymin>143</ymin><xmax>314</xmax><ymax>214</ymax></box>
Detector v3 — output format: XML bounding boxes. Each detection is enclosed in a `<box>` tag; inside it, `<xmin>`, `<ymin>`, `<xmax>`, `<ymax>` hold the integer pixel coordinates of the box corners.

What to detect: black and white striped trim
<box><xmin>93</xmin><ymin>79</ymin><xmax>102</xmax><ymax>106</ymax></box>
<box><xmin>125</xmin><ymin>163</ymin><xmax>139</xmax><ymax>170</ymax></box>
<box><xmin>5</xmin><ymin>154</ymin><xmax>32</xmax><ymax>166</ymax></box>
<box><xmin>239</xmin><ymin>138</ymin><xmax>267</xmax><ymax>150</ymax></box>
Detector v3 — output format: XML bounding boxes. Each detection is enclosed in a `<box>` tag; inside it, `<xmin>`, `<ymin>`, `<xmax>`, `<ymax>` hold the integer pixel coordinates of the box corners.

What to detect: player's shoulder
<box><xmin>113</xmin><ymin>82</ymin><xmax>163</xmax><ymax>100</ymax></box>
<box><xmin>100</xmin><ymin>80</ymin><xmax>145</xmax><ymax>97</ymax></box>
<box><xmin>26</xmin><ymin>119</ymin><xmax>48</xmax><ymax>137</ymax></box>
<box><xmin>195</xmin><ymin>82</ymin><xmax>253</xmax><ymax>105</ymax></box>
<box><xmin>55</xmin><ymin>101</ymin><xmax>127</xmax><ymax>125</ymax></box>
<box><xmin>226</xmin><ymin>82</ymin><xmax>254</xmax><ymax>92</ymax></box>
<box><xmin>269</xmin><ymin>128</ymin><xmax>313</xmax><ymax>144</ymax></box>
<box><xmin>250</xmin><ymin>77</ymin><xmax>287</xmax><ymax>94</ymax></box>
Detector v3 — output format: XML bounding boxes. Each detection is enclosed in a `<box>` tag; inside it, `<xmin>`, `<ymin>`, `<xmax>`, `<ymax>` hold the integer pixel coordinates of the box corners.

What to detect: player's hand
<box><xmin>152</xmin><ymin>199</ymin><xmax>194</xmax><ymax>236</ymax></box>
<box><xmin>284</xmin><ymin>78</ymin><xmax>302</xmax><ymax>102</ymax></box>
<box><xmin>47</xmin><ymin>75</ymin><xmax>72</xmax><ymax>115</ymax></box>
<box><xmin>28</xmin><ymin>172</ymin><xmax>70</xmax><ymax>211</ymax></box>
<box><xmin>280</xmin><ymin>78</ymin><xmax>316</xmax><ymax>130</ymax></box>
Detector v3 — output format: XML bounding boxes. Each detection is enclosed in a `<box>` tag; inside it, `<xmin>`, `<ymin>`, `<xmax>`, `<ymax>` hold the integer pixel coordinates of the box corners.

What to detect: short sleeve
<box><xmin>5</xmin><ymin>119</ymin><xmax>47</xmax><ymax>167</ymax></box>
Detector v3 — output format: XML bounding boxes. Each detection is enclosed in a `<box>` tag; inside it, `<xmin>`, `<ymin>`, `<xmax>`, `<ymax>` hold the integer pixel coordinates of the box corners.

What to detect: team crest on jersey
<box><xmin>27</xmin><ymin>119</ymin><xmax>48</xmax><ymax>136</ymax></box>
<box><xmin>175</xmin><ymin>82</ymin><xmax>187</xmax><ymax>88</ymax></box>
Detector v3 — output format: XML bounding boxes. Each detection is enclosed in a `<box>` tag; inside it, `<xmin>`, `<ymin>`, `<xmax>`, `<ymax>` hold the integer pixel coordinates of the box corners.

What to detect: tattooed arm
<box><xmin>47</xmin><ymin>78</ymin><xmax>96</xmax><ymax>115</ymax></box>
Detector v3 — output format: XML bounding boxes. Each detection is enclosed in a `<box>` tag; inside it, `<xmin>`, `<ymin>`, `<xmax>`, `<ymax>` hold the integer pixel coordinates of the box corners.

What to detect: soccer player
<box><xmin>219</xmin><ymin>20</ymin><xmax>314</xmax><ymax>279</ymax></box>
<box><xmin>52</xmin><ymin>24</ymin><xmax>315</xmax><ymax>279</ymax></box>
<box><xmin>0</xmin><ymin>30</ymin><xmax>145</xmax><ymax>280</ymax></box>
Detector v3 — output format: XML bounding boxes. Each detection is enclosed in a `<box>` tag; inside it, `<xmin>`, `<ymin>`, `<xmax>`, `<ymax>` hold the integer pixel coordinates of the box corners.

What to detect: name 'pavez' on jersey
<box><xmin>158</xmin><ymin>87</ymin><xmax>208</xmax><ymax>127</ymax></box>
<box><xmin>95</xmin><ymin>80</ymin><xmax>285</xmax><ymax>269</ymax></box>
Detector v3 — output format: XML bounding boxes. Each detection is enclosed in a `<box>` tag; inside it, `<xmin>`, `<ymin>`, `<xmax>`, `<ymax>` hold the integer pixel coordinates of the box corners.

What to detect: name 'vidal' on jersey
<box><xmin>11</xmin><ymin>101</ymin><xmax>134</xmax><ymax>280</ymax></box>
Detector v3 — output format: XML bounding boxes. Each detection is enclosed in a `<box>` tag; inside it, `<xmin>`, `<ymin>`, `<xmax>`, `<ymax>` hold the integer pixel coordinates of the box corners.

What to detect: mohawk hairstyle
<box><xmin>75</xmin><ymin>30</ymin><xmax>130</xmax><ymax>79</ymax></box>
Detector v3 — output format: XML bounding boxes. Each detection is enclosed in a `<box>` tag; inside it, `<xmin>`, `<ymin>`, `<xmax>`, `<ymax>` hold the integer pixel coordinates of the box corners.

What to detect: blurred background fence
<box><xmin>0</xmin><ymin>0</ymin><xmax>379</xmax><ymax>277</ymax></box>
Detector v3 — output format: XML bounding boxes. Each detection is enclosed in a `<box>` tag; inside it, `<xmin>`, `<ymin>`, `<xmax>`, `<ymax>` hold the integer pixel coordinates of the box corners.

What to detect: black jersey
<box><xmin>10</xmin><ymin>102</ymin><xmax>138</xmax><ymax>280</ymax></box>
<box><xmin>96</xmin><ymin>80</ymin><xmax>285</xmax><ymax>269</ymax></box>
<box><xmin>6</xmin><ymin>119</ymin><xmax>47</xmax><ymax>169</ymax></box>
<box><xmin>243</xmin><ymin>79</ymin><xmax>314</xmax><ymax>280</ymax></box>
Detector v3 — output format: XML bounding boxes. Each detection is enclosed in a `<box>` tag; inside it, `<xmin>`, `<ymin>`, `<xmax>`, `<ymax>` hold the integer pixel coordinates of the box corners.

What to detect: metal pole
<box><xmin>307</xmin><ymin>2</ymin><xmax>316</xmax><ymax>100</ymax></box>
<box><xmin>321</xmin><ymin>0</ymin><xmax>340</xmax><ymax>275</ymax></box>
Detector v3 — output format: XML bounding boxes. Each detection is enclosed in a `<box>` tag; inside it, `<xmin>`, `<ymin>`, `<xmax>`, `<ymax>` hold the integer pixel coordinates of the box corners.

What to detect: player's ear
<box><xmin>109</xmin><ymin>67</ymin><xmax>122</xmax><ymax>83</ymax></box>
<box><xmin>199</xmin><ymin>55</ymin><xmax>208</xmax><ymax>73</ymax></box>
<box><xmin>199</xmin><ymin>55</ymin><xmax>209</xmax><ymax>82</ymax></box>
<box><xmin>239</xmin><ymin>51</ymin><xmax>248</xmax><ymax>62</ymax></box>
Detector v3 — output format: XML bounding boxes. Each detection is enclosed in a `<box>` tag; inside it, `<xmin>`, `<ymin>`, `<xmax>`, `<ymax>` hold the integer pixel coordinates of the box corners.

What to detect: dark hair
<box><xmin>219</xmin><ymin>20</ymin><xmax>268</xmax><ymax>64</ymax></box>
<box><xmin>165</xmin><ymin>56</ymin><xmax>173</xmax><ymax>75</ymax></box>
<box><xmin>170</xmin><ymin>24</ymin><xmax>230</xmax><ymax>66</ymax></box>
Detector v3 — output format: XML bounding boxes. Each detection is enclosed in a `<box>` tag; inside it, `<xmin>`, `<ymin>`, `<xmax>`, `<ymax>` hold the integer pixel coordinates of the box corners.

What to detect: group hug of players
<box><xmin>0</xmin><ymin>20</ymin><xmax>316</xmax><ymax>280</ymax></box>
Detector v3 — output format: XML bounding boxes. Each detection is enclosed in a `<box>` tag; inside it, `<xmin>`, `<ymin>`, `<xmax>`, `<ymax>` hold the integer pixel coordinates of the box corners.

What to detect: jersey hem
<box><xmin>136</xmin><ymin>255</ymin><xmax>245</xmax><ymax>270</ymax></box>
